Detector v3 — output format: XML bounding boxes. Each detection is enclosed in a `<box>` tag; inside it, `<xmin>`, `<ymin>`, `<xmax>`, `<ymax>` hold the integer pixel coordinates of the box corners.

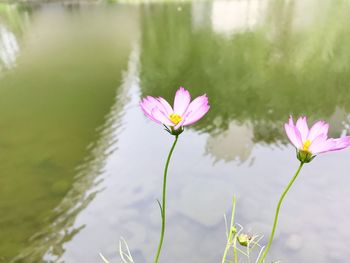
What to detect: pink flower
<box><xmin>140</xmin><ymin>87</ymin><xmax>210</xmax><ymax>134</ymax></box>
<box><xmin>284</xmin><ymin>116</ymin><xmax>350</xmax><ymax>162</ymax></box>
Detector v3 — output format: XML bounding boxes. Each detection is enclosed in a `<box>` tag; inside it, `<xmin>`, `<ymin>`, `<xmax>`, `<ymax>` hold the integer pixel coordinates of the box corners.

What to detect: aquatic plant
<box><xmin>140</xmin><ymin>86</ymin><xmax>209</xmax><ymax>263</ymax></box>
<box><xmin>100</xmin><ymin>238</ymin><xmax>134</xmax><ymax>263</ymax></box>
<box><xmin>221</xmin><ymin>196</ymin><xmax>265</xmax><ymax>263</ymax></box>
<box><xmin>259</xmin><ymin>116</ymin><xmax>350</xmax><ymax>262</ymax></box>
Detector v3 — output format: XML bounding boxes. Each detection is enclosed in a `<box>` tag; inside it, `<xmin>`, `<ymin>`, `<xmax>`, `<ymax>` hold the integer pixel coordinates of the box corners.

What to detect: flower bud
<box><xmin>230</xmin><ymin>226</ymin><xmax>237</xmax><ymax>235</ymax></box>
<box><xmin>237</xmin><ymin>234</ymin><xmax>251</xmax><ymax>247</ymax></box>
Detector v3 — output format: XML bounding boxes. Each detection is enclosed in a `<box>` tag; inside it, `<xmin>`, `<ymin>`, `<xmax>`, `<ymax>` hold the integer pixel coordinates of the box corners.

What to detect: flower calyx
<box><xmin>296</xmin><ymin>149</ymin><xmax>315</xmax><ymax>163</ymax></box>
<box><xmin>163</xmin><ymin>125</ymin><xmax>184</xmax><ymax>136</ymax></box>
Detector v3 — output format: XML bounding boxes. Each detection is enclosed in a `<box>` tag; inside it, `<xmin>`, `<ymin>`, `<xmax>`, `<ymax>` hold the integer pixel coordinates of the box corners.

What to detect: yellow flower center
<box><xmin>169</xmin><ymin>113</ymin><xmax>182</xmax><ymax>125</ymax></box>
<box><xmin>302</xmin><ymin>140</ymin><xmax>312</xmax><ymax>151</ymax></box>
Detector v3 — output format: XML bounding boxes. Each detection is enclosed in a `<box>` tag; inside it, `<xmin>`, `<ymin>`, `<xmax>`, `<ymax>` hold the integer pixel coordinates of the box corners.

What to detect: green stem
<box><xmin>259</xmin><ymin>162</ymin><xmax>304</xmax><ymax>263</ymax></box>
<box><xmin>221</xmin><ymin>196</ymin><xmax>237</xmax><ymax>263</ymax></box>
<box><xmin>221</xmin><ymin>238</ymin><xmax>231</xmax><ymax>263</ymax></box>
<box><xmin>154</xmin><ymin>135</ymin><xmax>179</xmax><ymax>263</ymax></box>
<box><xmin>233</xmin><ymin>236</ymin><xmax>238</xmax><ymax>263</ymax></box>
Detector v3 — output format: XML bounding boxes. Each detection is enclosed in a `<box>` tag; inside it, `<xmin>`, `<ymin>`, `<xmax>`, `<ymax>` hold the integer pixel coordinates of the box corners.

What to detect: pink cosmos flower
<box><xmin>284</xmin><ymin>116</ymin><xmax>350</xmax><ymax>162</ymax></box>
<box><xmin>140</xmin><ymin>87</ymin><xmax>210</xmax><ymax>134</ymax></box>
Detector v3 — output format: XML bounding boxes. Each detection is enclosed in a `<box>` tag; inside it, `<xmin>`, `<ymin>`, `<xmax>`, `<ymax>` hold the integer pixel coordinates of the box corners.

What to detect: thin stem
<box><xmin>233</xmin><ymin>235</ymin><xmax>238</xmax><ymax>263</ymax></box>
<box><xmin>246</xmin><ymin>239</ymin><xmax>250</xmax><ymax>263</ymax></box>
<box><xmin>232</xmin><ymin>196</ymin><xmax>238</xmax><ymax>263</ymax></box>
<box><xmin>221</xmin><ymin>196</ymin><xmax>237</xmax><ymax>263</ymax></box>
<box><xmin>154</xmin><ymin>135</ymin><xmax>179</xmax><ymax>263</ymax></box>
<box><xmin>259</xmin><ymin>162</ymin><xmax>304</xmax><ymax>263</ymax></box>
<box><xmin>221</xmin><ymin>237</ymin><xmax>231</xmax><ymax>263</ymax></box>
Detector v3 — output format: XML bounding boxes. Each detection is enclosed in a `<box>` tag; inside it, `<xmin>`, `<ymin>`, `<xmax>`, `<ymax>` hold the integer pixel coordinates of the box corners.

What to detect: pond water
<box><xmin>1</xmin><ymin>1</ymin><xmax>350</xmax><ymax>262</ymax></box>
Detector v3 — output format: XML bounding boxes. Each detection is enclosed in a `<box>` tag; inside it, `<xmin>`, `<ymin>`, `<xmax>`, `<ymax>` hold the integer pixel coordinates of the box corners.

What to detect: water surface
<box><xmin>1</xmin><ymin>1</ymin><xmax>350</xmax><ymax>262</ymax></box>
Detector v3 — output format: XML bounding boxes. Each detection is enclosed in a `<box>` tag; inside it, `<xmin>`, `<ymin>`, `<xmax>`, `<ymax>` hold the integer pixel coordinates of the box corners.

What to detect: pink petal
<box><xmin>157</xmin><ymin>97</ymin><xmax>173</xmax><ymax>115</ymax></box>
<box><xmin>173</xmin><ymin>87</ymin><xmax>191</xmax><ymax>116</ymax></box>
<box><xmin>184</xmin><ymin>95</ymin><xmax>208</xmax><ymax>114</ymax></box>
<box><xmin>140</xmin><ymin>97</ymin><xmax>153</xmax><ymax>115</ymax></box>
<box><xmin>329</xmin><ymin>136</ymin><xmax>350</xmax><ymax>151</ymax></box>
<box><xmin>296</xmin><ymin>116</ymin><xmax>309</xmax><ymax>142</ymax></box>
<box><xmin>284</xmin><ymin>124</ymin><xmax>300</xmax><ymax>148</ymax></box>
<box><xmin>309</xmin><ymin>136</ymin><xmax>335</xmax><ymax>154</ymax></box>
<box><xmin>151</xmin><ymin>107</ymin><xmax>173</xmax><ymax>126</ymax></box>
<box><xmin>183</xmin><ymin>105</ymin><xmax>210</xmax><ymax>127</ymax></box>
<box><xmin>284</xmin><ymin>116</ymin><xmax>302</xmax><ymax>148</ymax></box>
<box><xmin>182</xmin><ymin>95</ymin><xmax>210</xmax><ymax>126</ymax></box>
<box><xmin>140</xmin><ymin>98</ymin><xmax>158</xmax><ymax>122</ymax></box>
<box><xmin>307</xmin><ymin>121</ymin><xmax>329</xmax><ymax>141</ymax></box>
<box><xmin>147</xmin><ymin>96</ymin><xmax>170</xmax><ymax>115</ymax></box>
<box><xmin>140</xmin><ymin>95</ymin><xmax>175</xmax><ymax>125</ymax></box>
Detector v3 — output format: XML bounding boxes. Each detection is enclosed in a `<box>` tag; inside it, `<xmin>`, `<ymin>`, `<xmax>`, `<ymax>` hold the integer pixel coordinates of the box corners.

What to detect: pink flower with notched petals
<box><xmin>284</xmin><ymin>116</ymin><xmax>350</xmax><ymax>162</ymax></box>
<box><xmin>140</xmin><ymin>87</ymin><xmax>210</xmax><ymax>134</ymax></box>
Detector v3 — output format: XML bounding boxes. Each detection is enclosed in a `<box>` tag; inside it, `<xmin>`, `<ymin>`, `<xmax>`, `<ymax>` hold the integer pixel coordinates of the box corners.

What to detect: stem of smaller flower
<box><xmin>259</xmin><ymin>161</ymin><xmax>305</xmax><ymax>263</ymax></box>
<box><xmin>154</xmin><ymin>135</ymin><xmax>179</xmax><ymax>263</ymax></box>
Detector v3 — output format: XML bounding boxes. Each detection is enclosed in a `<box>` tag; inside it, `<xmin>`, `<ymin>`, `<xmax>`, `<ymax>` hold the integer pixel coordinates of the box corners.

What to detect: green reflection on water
<box><xmin>0</xmin><ymin>4</ymin><xmax>137</xmax><ymax>261</ymax></box>
<box><xmin>140</xmin><ymin>0</ymin><xmax>350</xmax><ymax>140</ymax></box>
